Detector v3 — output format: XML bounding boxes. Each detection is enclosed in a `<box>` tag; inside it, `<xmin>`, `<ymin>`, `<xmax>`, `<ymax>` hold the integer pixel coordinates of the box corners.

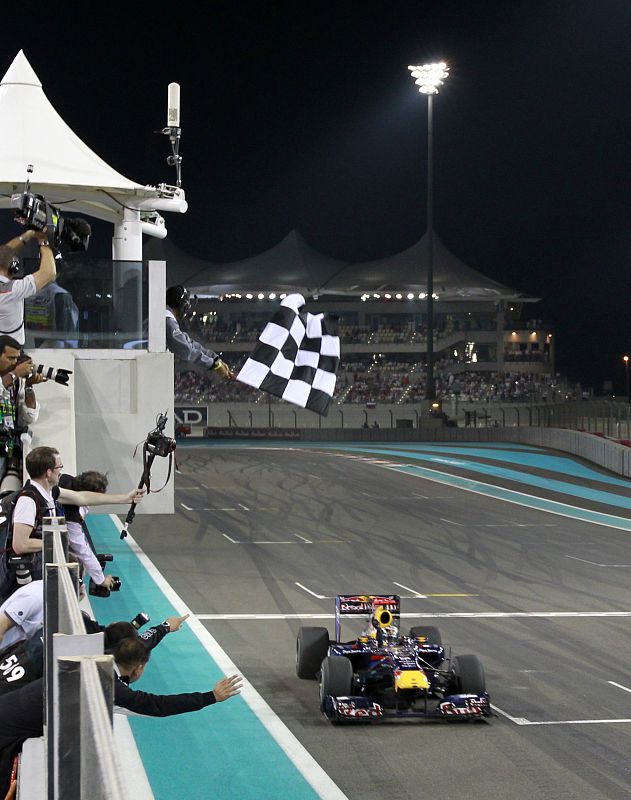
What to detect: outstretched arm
<box><xmin>59</xmin><ymin>487</ymin><xmax>145</xmax><ymax>506</ymax></box>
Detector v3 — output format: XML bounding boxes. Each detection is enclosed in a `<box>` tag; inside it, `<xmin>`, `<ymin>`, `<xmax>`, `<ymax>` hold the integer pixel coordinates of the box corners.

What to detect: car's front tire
<box><xmin>452</xmin><ymin>654</ymin><xmax>486</xmax><ymax>694</ymax></box>
<box><xmin>319</xmin><ymin>656</ymin><xmax>353</xmax><ymax>709</ymax></box>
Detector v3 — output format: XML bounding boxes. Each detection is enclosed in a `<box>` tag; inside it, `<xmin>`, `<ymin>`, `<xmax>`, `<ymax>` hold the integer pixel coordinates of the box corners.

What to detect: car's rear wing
<box><xmin>335</xmin><ymin>594</ymin><xmax>400</xmax><ymax>641</ymax></box>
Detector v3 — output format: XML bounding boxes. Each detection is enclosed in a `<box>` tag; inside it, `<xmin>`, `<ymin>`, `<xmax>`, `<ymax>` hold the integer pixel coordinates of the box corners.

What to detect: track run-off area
<box><xmin>87</xmin><ymin>441</ymin><xmax>631</xmax><ymax>800</ymax></box>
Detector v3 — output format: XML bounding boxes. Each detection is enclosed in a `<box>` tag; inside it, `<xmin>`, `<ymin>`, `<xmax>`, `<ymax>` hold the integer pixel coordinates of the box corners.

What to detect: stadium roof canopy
<box><xmin>0</xmin><ymin>51</ymin><xmax>186</xmax><ymax>226</ymax></box>
<box><xmin>146</xmin><ymin>230</ymin><xmax>536</xmax><ymax>302</ymax></box>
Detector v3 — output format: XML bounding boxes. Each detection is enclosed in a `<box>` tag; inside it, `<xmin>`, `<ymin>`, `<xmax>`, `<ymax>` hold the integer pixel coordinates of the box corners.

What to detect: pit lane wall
<box><xmin>30</xmin><ymin>349</ymin><xmax>174</xmax><ymax>514</ymax></box>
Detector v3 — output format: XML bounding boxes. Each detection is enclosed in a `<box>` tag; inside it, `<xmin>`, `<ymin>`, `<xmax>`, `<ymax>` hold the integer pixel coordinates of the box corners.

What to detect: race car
<box><xmin>296</xmin><ymin>594</ymin><xmax>491</xmax><ymax>723</ymax></box>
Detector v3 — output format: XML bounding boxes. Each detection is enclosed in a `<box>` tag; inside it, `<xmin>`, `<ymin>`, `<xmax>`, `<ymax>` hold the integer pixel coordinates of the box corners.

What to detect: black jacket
<box><xmin>114</xmin><ymin>674</ymin><xmax>216</xmax><ymax>717</ymax></box>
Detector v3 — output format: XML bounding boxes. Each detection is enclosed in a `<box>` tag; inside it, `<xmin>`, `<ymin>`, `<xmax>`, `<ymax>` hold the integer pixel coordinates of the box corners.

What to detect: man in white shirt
<box><xmin>0</xmin><ymin>230</ymin><xmax>57</xmax><ymax>344</ymax></box>
<box><xmin>0</xmin><ymin>446</ymin><xmax>144</xmax><ymax>599</ymax></box>
<box><xmin>0</xmin><ymin>580</ymin><xmax>42</xmax><ymax>651</ymax></box>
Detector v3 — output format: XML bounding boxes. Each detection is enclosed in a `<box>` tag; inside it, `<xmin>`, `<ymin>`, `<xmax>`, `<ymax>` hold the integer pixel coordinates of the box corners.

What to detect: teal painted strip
<box><xmin>365</xmin><ymin>444</ymin><xmax>631</xmax><ymax>489</ymax></box>
<box><xmin>86</xmin><ymin>515</ymin><xmax>320</xmax><ymax>800</ymax></box>
<box><xmin>323</xmin><ymin>445</ymin><xmax>631</xmax><ymax>510</ymax></box>
<box><xmin>384</xmin><ymin>463</ymin><xmax>631</xmax><ymax>530</ymax></box>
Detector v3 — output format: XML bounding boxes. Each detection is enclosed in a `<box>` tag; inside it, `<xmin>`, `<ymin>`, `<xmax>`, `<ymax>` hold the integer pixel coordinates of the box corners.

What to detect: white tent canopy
<box><xmin>0</xmin><ymin>51</ymin><xmax>186</xmax><ymax>232</ymax></box>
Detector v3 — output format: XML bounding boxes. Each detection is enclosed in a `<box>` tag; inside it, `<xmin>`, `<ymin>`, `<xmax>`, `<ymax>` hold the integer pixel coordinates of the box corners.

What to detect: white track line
<box><xmin>196</xmin><ymin>610</ymin><xmax>631</xmax><ymax>620</ymax></box>
<box><xmin>609</xmin><ymin>681</ymin><xmax>631</xmax><ymax>694</ymax></box>
<box><xmin>295</xmin><ymin>582</ymin><xmax>329</xmax><ymax>599</ymax></box>
<box><xmin>492</xmin><ymin>704</ymin><xmax>631</xmax><ymax>726</ymax></box>
<box><xmin>108</xmin><ymin>515</ymin><xmax>347</xmax><ymax>800</ymax></box>
<box><xmin>565</xmin><ymin>556</ymin><xmax>631</xmax><ymax>568</ymax></box>
<box><xmin>392</xmin><ymin>581</ymin><xmax>427</xmax><ymax>598</ymax></box>
<box><xmin>294</xmin><ymin>534</ymin><xmax>313</xmax><ymax>544</ymax></box>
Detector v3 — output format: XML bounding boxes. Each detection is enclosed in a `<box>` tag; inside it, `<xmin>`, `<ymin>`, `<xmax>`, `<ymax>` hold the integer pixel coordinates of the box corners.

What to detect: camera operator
<box><xmin>0</xmin><ymin>229</ymin><xmax>56</xmax><ymax>344</ymax></box>
<box><xmin>166</xmin><ymin>285</ymin><xmax>233</xmax><ymax>380</ymax></box>
<box><xmin>0</xmin><ymin>335</ymin><xmax>45</xmax><ymax>494</ymax></box>
<box><xmin>0</xmin><ymin>446</ymin><xmax>145</xmax><ymax>600</ymax></box>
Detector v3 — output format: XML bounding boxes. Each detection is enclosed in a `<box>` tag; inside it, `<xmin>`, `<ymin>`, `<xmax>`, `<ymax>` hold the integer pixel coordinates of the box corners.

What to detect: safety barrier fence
<box><xmin>18</xmin><ymin>519</ymin><xmax>127</xmax><ymax>800</ymax></box>
<box><xmin>174</xmin><ymin>399</ymin><xmax>631</xmax><ymax>435</ymax></box>
<box><xmin>174</xmin><ymin>400</ymin><xmax>631</xmax><ymax>479</ymax></box>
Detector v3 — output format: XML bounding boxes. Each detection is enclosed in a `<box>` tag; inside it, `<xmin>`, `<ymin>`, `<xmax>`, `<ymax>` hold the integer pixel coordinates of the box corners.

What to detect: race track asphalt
<box><xmin>109</xmin><ymin>442</ymin><xmax>631</xmax><ymax>800</ymax></box>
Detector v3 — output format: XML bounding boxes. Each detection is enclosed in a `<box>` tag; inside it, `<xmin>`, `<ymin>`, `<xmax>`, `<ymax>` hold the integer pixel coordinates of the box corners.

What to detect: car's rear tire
<box><xmin>296</xmin><ymin>627</ymin><xmax>329</xmax><ymax>679</ymax></box>
<box><xmin>452</xmin><ymin>654</ymin><xmax>486</xmax><ymax>694</ymax></box>
<box><xmin>320</xmin><ymin>656</ymin><xmax>353</xmax><ymax>707</ymax></box>
<box><xmin>409</xmin><ymin>625</ymin><xmax>442</xmax><ymax>646</ymax></box>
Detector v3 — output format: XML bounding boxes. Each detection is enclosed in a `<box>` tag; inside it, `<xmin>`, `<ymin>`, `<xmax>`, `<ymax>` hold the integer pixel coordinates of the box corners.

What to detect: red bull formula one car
<box><xmin>296</xmin><ymin>594</ymin><xmax>491</xmax><ymax>723</ymax></box>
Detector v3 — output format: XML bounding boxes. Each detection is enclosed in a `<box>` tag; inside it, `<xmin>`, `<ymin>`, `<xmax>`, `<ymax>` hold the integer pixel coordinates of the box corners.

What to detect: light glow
<box><xmin>408</xmin><ymin>62</ymin><xmax>449</xmax><ymax>95</ymax></box>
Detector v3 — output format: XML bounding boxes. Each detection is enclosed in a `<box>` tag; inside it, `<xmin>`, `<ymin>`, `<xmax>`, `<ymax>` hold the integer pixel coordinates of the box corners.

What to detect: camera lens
<box><xmin>131</xmin><ymin>612</ymin><xmax>150</xmax><ymax>630</ymax></box>
<box><xmin>15</xmin><ymin>566</ymin><xmax>32</xmax><ymax>586</ymax></box>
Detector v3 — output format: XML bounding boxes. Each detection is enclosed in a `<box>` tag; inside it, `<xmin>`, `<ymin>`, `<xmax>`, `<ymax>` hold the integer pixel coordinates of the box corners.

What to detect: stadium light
<box><xmin>408</xmin><ymin>60</ymin><xmax>449</xmax><ymax>401</ymax></box>
<box><xmin>624</xmin><ymin>355</ymin><xmax>629</xmax><ymax>404</ymax></box>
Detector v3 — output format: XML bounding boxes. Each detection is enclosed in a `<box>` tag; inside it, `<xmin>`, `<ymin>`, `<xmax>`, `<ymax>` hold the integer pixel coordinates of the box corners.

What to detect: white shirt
<box><xmin>0</xmin><ymin>274</ymin><xmax>37</xmax><ymax>344</ymax></box>
<box><xmin>13</xmin><ymin>481</ymin><xmax>57</xmax><ymax>528</ymax></box>
<box><xmin>0</xmin><ymin>579</ymin><xmax>43</xmax><ymax>650</ymax></box>
<box><xmin>66</xmin><ymin>516</ymin><xmax>104</xmax><ymax>584</ymax></box>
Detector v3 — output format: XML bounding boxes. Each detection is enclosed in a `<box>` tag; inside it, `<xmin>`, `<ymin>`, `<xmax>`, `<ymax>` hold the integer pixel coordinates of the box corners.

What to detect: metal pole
<box><xmin>426</xmin><ymin>92</ymin><xmax>435</xmax><ymax>400</ymax></box>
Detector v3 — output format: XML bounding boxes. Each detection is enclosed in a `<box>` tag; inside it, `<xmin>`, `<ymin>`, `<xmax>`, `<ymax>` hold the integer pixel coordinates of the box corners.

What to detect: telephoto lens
<box><xmin>131</xmin><ymin>612</ymin><xmax>150</xmax><ymax>630</ymax></box>
<box><xmin>8</xmin><ymin>555</ymin><xmax>33</xmax><ymax>586</ymax></box>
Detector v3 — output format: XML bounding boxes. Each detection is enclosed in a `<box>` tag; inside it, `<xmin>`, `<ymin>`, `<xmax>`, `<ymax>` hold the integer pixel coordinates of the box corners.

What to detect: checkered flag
<box><xmin>236</xmin><ymin>294</ymin><xmax>340</xmax><ymax>415</ymax></box>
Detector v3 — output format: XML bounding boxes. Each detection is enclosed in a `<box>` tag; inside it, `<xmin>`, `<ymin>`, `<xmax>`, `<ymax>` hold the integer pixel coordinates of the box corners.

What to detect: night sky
<box><xmin>1</xmin><ymin>1</ymin><xmax>630</xmax><ymax>392</ymax></box>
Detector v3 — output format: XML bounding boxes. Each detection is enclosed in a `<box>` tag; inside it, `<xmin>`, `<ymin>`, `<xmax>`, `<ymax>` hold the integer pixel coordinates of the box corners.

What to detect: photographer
<box><xmin>0</xmin><ymin>229</ymin><xmax>56</xmax><ymax>344</ymax></box>
<box><xmin>166</xmin><ymin>285</ymin><xmax>233</xmax><ymax>380</ymax></box>
<box><xmin>0</xmin><ymin>446</ymin><xmax>145</xmax><ymax>600</ymax></box>
<box><xmin>58</xmin><ymin>470</ymin><xmax>119</xmax><ymax>595</ymax></box>
<box><xmin>0</xmin><ymin>335</ymin><xmax>45</xmax><ymax>493</ymax></box>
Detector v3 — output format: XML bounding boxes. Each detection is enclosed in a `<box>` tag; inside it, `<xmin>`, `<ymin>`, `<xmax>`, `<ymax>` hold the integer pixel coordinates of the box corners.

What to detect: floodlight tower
<box><xmin>408</xmin><ymin>61</ymin><xmax>449</xmax><ymax>401</ymax></box>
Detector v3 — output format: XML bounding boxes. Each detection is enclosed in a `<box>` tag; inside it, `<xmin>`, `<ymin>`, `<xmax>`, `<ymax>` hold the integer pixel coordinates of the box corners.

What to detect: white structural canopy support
<box><xmin>0</xmin><ymin>50</ymin><xmax>187</xmax><ymax>257</ymax></box>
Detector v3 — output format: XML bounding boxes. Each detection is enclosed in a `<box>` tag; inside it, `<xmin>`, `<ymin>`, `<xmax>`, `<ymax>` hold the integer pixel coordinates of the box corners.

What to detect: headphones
<box><xmin>166</xmin><ymin>285</ymin><xmax>191</xmax><ymax>315</ymax></box>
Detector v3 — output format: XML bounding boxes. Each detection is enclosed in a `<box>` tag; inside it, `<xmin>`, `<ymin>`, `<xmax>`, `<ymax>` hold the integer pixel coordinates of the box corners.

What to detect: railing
<box><xmin>25</xmin><ymin>517</ymin><xmax>132</xmax><ymax>800</ymax></box>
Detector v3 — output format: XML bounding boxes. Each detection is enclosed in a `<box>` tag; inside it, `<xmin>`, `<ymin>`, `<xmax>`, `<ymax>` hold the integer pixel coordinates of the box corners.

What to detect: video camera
<box><xmin>10</xmin><ymin>165</ymin><xmax>91</xmax><ymax>253</ymax></box>
<box><xmin>88</xmin><ymin>553</ymin><xmax>121</xmax><ymax>598</ymax></box>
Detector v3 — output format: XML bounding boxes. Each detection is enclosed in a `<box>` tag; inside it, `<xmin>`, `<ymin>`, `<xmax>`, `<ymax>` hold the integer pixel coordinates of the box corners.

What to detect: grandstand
<box><xmin>146</xmin><ymin>230</ymin><xmax>556</xmax><ymax>413</ymax></box>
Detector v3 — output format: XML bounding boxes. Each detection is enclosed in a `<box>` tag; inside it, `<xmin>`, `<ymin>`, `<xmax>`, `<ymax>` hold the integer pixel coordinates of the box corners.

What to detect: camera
<box><xmin>146</xmin><ymin>413</ymin><xmax>176</xmax><ymax>457</ymax></box>
<box><xmin>88</xmin><ymin>553</ymin><xmax>122</xmax><ymax>598</ymax></box>
<box><xmin>15</xmin><ymin>355</ymin><xmax>73</xmax><ymax>387</ymax></box>
<box><xmin>29</xmin><ymin>364</ymin><xmax>73</xmax><ymax>387</ymax></box>
<box><xmin>10</xmin><ymin>167</ymin><xmax>91</xmax><ymax>253</ymax></box>
<box><xmin>7</xmin><ymin>553</ymin><xmax>34</xmax><ymax>586</ymax></box>
<box><xmin>88</xmin><ymin>576</ymin><xmax>121</xmax><ymax>598</ymax></box>
<box><xmin>131</xmin><ymin>612</ymin><xmax>150</xmax><ymax>630</ymax></box>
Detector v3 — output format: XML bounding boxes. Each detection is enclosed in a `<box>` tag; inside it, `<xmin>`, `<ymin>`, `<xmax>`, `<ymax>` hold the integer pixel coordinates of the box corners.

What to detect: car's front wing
<box><xmin>322</xmin><ymin>693</ymin><xmax>491</xmax><ymax>722</ymax></box>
